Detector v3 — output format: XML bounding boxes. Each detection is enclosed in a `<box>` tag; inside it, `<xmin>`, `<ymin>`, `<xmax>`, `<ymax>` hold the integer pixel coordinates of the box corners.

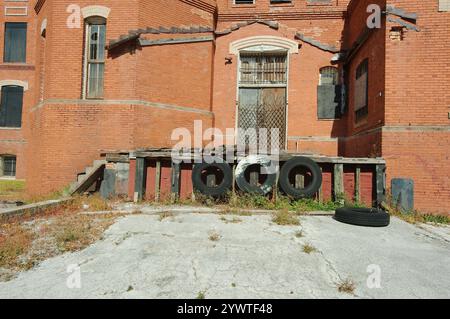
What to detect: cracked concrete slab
<box><xmin>0</xmin><ymin>211</ymin><xmax>448</xmax><ymax>299</ymax></box>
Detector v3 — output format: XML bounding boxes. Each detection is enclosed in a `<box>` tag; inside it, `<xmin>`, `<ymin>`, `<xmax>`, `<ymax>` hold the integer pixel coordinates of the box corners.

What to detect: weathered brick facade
<box><xmin>0</xmin><ymin>0</ymin><xmax>448</xmax><ymax>214</ymax></box>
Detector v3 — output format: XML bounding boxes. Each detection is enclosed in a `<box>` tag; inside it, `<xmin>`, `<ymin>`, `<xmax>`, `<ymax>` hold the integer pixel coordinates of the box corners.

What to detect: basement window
<box><xmin>0</xmin><ymin>155</ymin><xmax>16</xmax><ymax>177</ymax></box>
<box><xmin>3</xmin><ymin>22</ymin><xmax>27</xmax><ymax>63</ymax></box>
<box><xmin>0</xmin><ymin>85</ymin><xmax>24</xmax><ymax>128</ymax></box>
<box><xmin>354</xmin><ymin>59</ymin><xmax>369</xmax><ymax>122</ymax></box>
<box><xmin>234</xmin><ymin>0</ymin><xmax>255</xmax><ymax>4</ymax></box>
<box><xmin>84</xmin><ymin>17</ymin><xmax>106</xmax><ymax>99</ymax></box>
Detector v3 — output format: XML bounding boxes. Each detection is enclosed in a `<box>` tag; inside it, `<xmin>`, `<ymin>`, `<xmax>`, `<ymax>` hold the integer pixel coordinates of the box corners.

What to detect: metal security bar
<box><xmin>239</xmin><ymin>53</ymin><xmax>287</xmax><ymax>85</ymax></box>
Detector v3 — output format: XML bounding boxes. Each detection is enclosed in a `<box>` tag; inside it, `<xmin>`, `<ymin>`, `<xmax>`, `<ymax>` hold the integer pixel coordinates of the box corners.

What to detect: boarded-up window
<box><xmin>318</xmin><ymin>67</ymin><xmax>341</xmax><ymax>119</ymax></box>
<box><xmin>3</xmin><ymin>22</ymin><xmax>27</xmax><ymax>63</ymax></box>
<box><xmin>0</xmin><ymin>86</ymin><xmax>24</xmax><ymax>128</ymax></box>
<box><xmin>354</xmin><ymin>59</ymin><xmax>368</xmax><ymax>122</ymax></box>
<box><xmin>85</xmin><ymin>18</ymin><xmax>106</xmax><ymax>99</ymax></box>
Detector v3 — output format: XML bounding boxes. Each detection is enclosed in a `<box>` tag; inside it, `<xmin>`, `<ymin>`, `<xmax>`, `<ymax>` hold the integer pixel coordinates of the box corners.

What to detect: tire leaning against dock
<box><xmin>279</xmin><ymin>157</ymin><xmax>323</xmax><ymax>199</ymax></box>
<box><xmin>192</xmin><ymin>159</ymin><xmax>233</xmax><ymax>197</ymax></box>
<box><xmin>335</xmin><ymin>207</ymin><xmax>390</xmax><ymax>227</ymax></box>
<box><xmin>235</xmin><ymin>155</ymin><xmax>277</xmax><ymax>195</ymax></box>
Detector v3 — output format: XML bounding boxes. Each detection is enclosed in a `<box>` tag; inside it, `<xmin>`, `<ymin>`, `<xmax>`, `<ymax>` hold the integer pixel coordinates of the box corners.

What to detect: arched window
<box><xmin>319</xmin><ymin>66</ymin><xmax>338</xmax><ymax>85</ymax></box>
<box><xmin>84</xmin><ymin>16</ymin><xmax>106</xmax><ymax>99</ymax></box>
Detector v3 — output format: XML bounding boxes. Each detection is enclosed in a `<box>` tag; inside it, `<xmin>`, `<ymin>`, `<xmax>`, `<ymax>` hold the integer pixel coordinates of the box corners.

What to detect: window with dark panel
<box><xmin>85</xmin><ymin>17</ymin><xmax>106</xmax><ymax>99</ymax></box>
<box><xmin>1</xmin><ymin>156</ymin><xmax>17</xmax><ymax>177</ymax></box>
<box><xmin>4</xmin><ymin>22</ymin><xmax>27</xmax><ymax>63</ymax></box>
<box><xmin>317</xmin><ymin>66</ymin><xmax>341</xmax><ymax>120</ymax></box>
<box><xmin>234</xmin><ymin>0</ymin><xmax>254</xmax><ymax>4</ymax></box>
<box><xmin>0</xmin><ymin>86</ymin><xmax>24</xmax><ymax>128</ymax></box>
<box><xmin>354</xmin><ymin>59</ymin><xmax>369</xmax><ymax>122</ymax></box>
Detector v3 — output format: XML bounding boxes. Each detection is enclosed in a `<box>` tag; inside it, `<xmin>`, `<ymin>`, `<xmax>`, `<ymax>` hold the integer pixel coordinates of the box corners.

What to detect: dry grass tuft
<box><xmin>208</xmin><ymin>231</ymin><xmax>221</xmax><ymax>242</ymax></box>
<box><xmin>272</xmin><ymin>209</ymin><xmax>300</xmax><ymax>226</ymax></box>
<box><xmin>220</xmin><ymin>216</ymin><xmax>242</xmax><ymax>224</ymax></box>
<box><xmin>158</xmin><ymin>211</ymin><xmax>174</xmax><ymax>221</ymax></box>
<box><xmin>295</xmin><ymin>230</ymin><xmax>304</xmax><ymax>238</ymax></box>
<box><xmin>338</xmin><ymin>278</ymin><xmax>356</xmax><ymax>294</ymax></box>
<box><xmin>302</xmin><ymin>243</ymin><xmax>317</xmax><ymax>254</ymax></box>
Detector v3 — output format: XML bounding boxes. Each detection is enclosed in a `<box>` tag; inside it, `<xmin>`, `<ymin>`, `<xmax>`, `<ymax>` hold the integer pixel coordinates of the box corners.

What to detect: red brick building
<box><xmin>0</xmin><ymin>0</ymin><xmax>448</xmax><ymax>214</ymax></box>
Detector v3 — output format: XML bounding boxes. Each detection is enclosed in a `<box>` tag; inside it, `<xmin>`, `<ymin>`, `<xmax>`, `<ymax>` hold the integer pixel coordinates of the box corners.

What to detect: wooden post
<box><xmin>295</xmin><ymin>174</ymin><xmax>305</xmax><ymax>189</ymax></box>
<box><xmin>355</xmin><ymin>166</ymin><xmax>361</xmax><ymax>203</ymax></box>
<box><xmin>155</xmin><ymin>160</ymin><xmax>161</xmax><ymax>202</ymax></box>
<box><xmin>250</xmin><ymin>171</ymin><xmax>259</xmax><ymax>187</ymax></box>
<box><xmin>134</xmin><ymin>157</ymin><xmax>147</xmax><ymax>202</ymax></box>
<box><xmin>171</xmin><ymin>161</ymin><xmax>181</xmax><ymax>202</ymax></box>
<box><xmin>232</xmin><ymin>164</ymin><xmax>236</xmax><ymax>195</ymax></box>
<box><xmin>318</xmin><ymin>166</ymin><xmax>323</xmax><ymax>203</ymax></box>
<box><xmin>207</xmin><ymin>173</ymin><xmax>216</xmax><ymax>188</ymax></box>
<box><xmin>375</xmin><ymin>164</ymin><xmax>386</xmax><ymax>206</ymax></box>
<box><xmin>333</xmin><ymin>163</ymin><xmax>344</xmax><ymax>202</ymax></box>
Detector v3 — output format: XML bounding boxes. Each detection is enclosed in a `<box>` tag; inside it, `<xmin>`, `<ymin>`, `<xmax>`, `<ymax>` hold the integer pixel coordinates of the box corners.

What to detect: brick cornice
<box><xmin>218</xmin><ymin>9</ymin><xmax>345</xmax><ymax>21</ymax></box>
<box><xmin>179</xmin><ymin>0</ymin><xmax>217</xmax><ymax>14</ymax></box>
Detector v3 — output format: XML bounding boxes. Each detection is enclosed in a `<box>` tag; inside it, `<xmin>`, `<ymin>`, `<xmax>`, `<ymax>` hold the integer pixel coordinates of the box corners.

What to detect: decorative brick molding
<box><xmin>0</xmin><ymin>80</ymin><xmax>29</xmax><ymax>91</ymax></box>
<box><xmin>81</xmin><ymin>5</ymin><xmax>111</xmax><ymax>19</ymax></box>
<box><xmin>229</xmin><ymin>36</ymin><xmax>299</xmax><ymax>54</ymax></box>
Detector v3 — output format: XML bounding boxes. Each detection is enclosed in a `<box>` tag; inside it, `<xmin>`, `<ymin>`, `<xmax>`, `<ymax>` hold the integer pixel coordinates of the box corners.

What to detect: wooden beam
<box><xmin>155</xmin><ymin>160</ymin><xmax>161</xmax><ymax>202</ymax></box>
<box><xmin>318</xmin><ymin>166</ymin><xmax>323</xmax><ymax>203</ymax></box>
<box><xmin>250</xmin><ymin>171</ymin><xmax>259</xmax><ymax>187</ymax></box>
<box><xmin>295</xmin><ymin>174</ymin><xmax>305</xmax><ymax>189</ymax></box>
<box><xmin>134</xmin><ymin>157</ymin><xmax>147</xmax><ymax>202</ymax></box>
<box><xmin>171</xmin><ymin>162</ymin><xmax>181</xmax><ymax>201</ymax></box>
<box><xmin>355</xmin><ymin>166</ymin><xmax>361</xmax><ymax>203</ymax></box>
<box><xmin>375</xmin><ymin>164</ymin><xmax>386</xmax><ymax>206</ymax></box>
<box><xmin>333</xmin><ymin>163</ymin><xmax>344</xmax><ymax>201</ymax></box>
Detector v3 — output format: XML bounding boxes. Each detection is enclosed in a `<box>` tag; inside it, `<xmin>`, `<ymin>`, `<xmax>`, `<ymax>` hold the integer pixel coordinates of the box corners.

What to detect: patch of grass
<box><xmin>0</xmin><ymin>180</ymin><xmax>26</xmax><ymax>201</ymax></box>
<box><xmin>0</xmin><ymin>224</ymin><xmax>33</xmax><ymax>269</ymax></box>
<box><xmin>338</xmin><ymin>279</ymin><xmax>356</xmax><ymax>294</ymax></box>
<box><xmin>196</xmin><ymin>291</ymin><xmax>206</xmax><ymax>299</ymax></box>
<box><xmin>208</xmin><ymin>231</ymin><xmax>221</xmax><ymax>242</ymax></box>
<box><xmin>231</xmin><ymin>283</ymin><xmax>236</xmax><ymax>288</ymax></box>
<box><xmin>158</xmin><ymin>211</ymin><xmax>174</xmax><ymax>221</ymax></box>
<box><xmin>302</xmin><ymin>243</ymin><xmax>316</xmax><ymax>254</ymax></box>
<box><xmin>272</xmin><ymin>209</ymin><xmax>300</xmax><ymax>226</ymax></box>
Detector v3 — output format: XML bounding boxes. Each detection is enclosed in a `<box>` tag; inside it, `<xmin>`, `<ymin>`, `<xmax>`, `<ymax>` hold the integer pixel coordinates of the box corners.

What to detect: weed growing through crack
<box><xmin>338</xmin><ymin>279</ymin><xmax>356</xmax><ymax>294</ymax></box>
<box><xmin>220</xmin><ymin>216</ymin><xmax>242</xmax><ymax>224</ymax></box>
<box><xmin>272</xmin><ymin>209</ymin><xmax>300</xmax><ymax>226</ymax></box>
<box><xmin>208</xmin><ymin>231</ymin><xmax>221</xmax><ymax>242</ymax></box>
<box><xmin>196</xmin><ymin>291</ymin><xmax>206</xmax><ymax>299</ymax></box>
<box><xmin>302</xmin><ymin>243</ymin><xmax>317</xmax><ymax>254</ymax></box>
<box><xmin>295</xmin><ymin>230</ymin><xmax>304</xmax><ymax>238</ymax></box>
<box><xmin>158</xmin><ymin>211</ymin><xmax>174</xmax><ymax>221</ymax></box>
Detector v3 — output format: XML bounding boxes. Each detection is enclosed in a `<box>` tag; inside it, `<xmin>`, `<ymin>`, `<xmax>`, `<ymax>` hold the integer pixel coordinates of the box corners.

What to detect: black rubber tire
<box><xmin>279</xmin><ymin>157</ymin><xmax>322</xmax><ymax>199</ymax></box>
<box><xmin>192</xmin><ymin>159</ymin><xmax>233</xmax><ymax>197</ymax></box>
<box><xmin>335</xmin><ymin>207</ymin><xmax>390</xmax><ymax>227</ymax></box>
<box><xmin>235</xmin><ymin>155</ymin><xmax>277</xmax><ymax>195</ymax></box>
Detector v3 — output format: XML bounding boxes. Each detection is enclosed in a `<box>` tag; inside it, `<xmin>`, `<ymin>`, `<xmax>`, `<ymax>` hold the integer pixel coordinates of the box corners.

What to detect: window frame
<box><xmin>0</xmin><ymin>155</ymin><xmax>17</xmax><ymax>178</ymax></box>
<box><xmin>83</xmin><ymin>17</ymin><xmax>106</xmax><ymax>99</ymax></box>
<box><xmin>354</xmin><ymin>59</ymin><xmax>369</xmax><ymax>123</ymax></box>
<box><xmin>0</xmin><ymin>85</ymin><xmax>24</xmax><ymax>128</ymax></box>
<box><xmin>3</xmin><ymin>22</ymin><xmax>27</xmax><ymax>63</ymax></box>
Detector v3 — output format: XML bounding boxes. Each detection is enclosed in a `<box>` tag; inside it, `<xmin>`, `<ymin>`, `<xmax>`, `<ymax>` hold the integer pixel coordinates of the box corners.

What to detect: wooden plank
<box><xmin>375</xmin><ymin>164</ymin><xmax>386</xmax><ymax>206</ymax></box>
<box><xmin>207</xmin><ymin>174</ymin><xmax>216</xmax><ymax>188</ymax></box>
<box><xmin>355</xmin><ymin>166</ymin><xmax>361</xmax><ymax>203</ymax></box>
<box><xmin>134</xmin><ymin>157</ymin><xmax>146</xmax><ymax>202</ymax></box>
<box><xmin>295</xmin><ymin>174</ymin><xmax>305</xmax><ymax>189</ymax></box>
<box><xmin>171</xmin><ymin>162</ymin><xmax>181</xmax><ymax>201</ymax></box>
<box><xmin>318</xmin><ymin>166</ymin><xmax>323</xmax><ymax>203</ymax></box>
<box><xmin>333</xmin><ymin>163</ymin><xmax>344</xmax><ymax>201</ymax></box>
<box><xmin>155</xmin><ymin>160</ymin><xmax>161</xmax><ymax>202</ymax></box>
<box><xmin>250</xmin><ymin>171</ymin><xmax>259</xmax><ymax>187</ymax></box>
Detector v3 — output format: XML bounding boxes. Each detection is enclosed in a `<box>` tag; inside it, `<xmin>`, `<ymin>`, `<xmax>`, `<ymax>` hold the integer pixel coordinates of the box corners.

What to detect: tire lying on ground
<box><xmin>192</xmin><ymin>158</ymin><xmax>233</xmax><ymax>197</ymax></box>
<box><xmin>278</xmin><ymin>157</ymin><xmax>322</xmax><ymax>199</ymax></box>
<box><xmin>235</xmin><ymin>155</ymin><xmax>277</xmax><ymax>195</ymax></box>
<box><xmin>335</xmin><ymin>207</ymin><xmax>390</xmax><ymax>227</ymax></box>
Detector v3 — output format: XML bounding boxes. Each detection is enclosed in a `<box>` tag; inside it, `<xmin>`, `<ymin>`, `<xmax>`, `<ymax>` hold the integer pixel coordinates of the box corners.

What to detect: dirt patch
<box><xmin>0</xmin><ymin>195</ymin><xmax>118</xmax><ymax>282</ymax></box>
